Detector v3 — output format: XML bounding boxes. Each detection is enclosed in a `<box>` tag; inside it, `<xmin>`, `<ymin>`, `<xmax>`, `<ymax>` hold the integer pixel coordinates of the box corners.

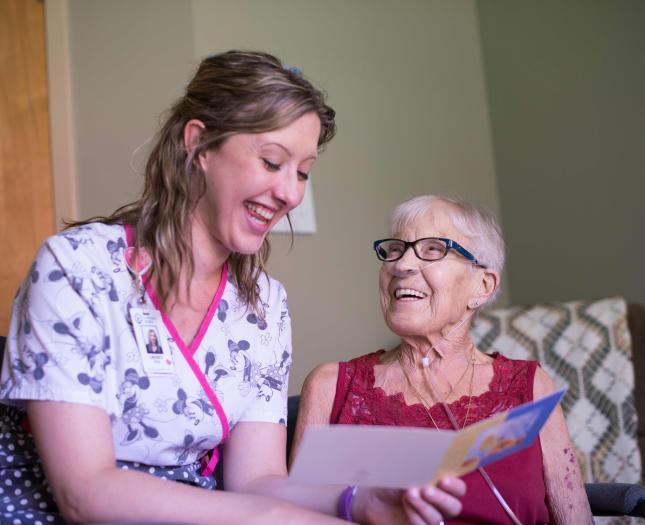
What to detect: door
<box><xmin>0</xmin><ymin>0</ymin><xmax>55</xmax><ymax>334</ymax></box>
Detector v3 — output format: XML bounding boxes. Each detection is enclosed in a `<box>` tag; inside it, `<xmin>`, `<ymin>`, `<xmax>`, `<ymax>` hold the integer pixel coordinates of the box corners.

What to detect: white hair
<box><xmin>389</xmin><ymin>195</ymin><xmax>506</xmax><ymax>304</ymax></box>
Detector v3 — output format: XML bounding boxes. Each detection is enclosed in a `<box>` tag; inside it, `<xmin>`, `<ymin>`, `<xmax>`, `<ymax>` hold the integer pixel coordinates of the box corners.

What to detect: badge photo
<box><xmin>131</xmin><ymin>306</ymin><xmax>175</xmax><ymax>376</ymax></box>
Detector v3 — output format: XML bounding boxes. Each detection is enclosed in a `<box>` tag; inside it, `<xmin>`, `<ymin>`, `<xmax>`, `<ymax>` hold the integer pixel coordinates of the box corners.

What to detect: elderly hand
<box><xmin>352</xmin><ymin>477</ymin><xmax>466</xmax><ymax>525</ymax></box>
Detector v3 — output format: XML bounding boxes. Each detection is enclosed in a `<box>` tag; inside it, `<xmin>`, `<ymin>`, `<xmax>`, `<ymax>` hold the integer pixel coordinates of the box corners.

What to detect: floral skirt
<box><xmin>0</xmin><ymin>405</ymin><xmax>216</xmax><ymax>525</ymax></box>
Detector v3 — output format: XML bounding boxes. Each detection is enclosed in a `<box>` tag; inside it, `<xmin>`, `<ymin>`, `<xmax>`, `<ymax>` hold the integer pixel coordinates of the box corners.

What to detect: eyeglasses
<box><xmin>372</xmin><ymin>237</ymin><xmax>483</xmax><ymax>266</ymax></box>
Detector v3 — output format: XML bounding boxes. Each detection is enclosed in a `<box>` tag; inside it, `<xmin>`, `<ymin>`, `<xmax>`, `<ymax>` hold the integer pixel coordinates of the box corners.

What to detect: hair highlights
<box><xmin>68</xmin><ymin>50</ymin><xmax>336</xmax><ymax>312</ymax></box>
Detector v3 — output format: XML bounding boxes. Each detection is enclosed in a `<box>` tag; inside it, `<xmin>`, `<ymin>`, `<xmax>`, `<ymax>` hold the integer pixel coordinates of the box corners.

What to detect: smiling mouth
<box><xmin>245</xmin><ymin>202</ymin><xmax>275</xmax><ymax>224</ymax></box>
<box><xmin>394</xmin><ymin>288</ymin><xmax>428</xmax><ymax>300</ymax></box>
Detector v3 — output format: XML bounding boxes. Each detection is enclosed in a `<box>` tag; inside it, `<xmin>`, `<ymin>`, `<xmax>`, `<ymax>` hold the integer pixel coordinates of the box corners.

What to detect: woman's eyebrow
<box><xmin>260</xmin><ymin>141</ymin><xmax>318</xmax><ymax>161</ymax></box>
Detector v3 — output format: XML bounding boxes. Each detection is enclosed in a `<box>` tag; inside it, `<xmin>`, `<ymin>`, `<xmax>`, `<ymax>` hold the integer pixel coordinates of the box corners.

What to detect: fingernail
<box><xmin>423</xmin><ymin>486</ymin><xmax>436</xmax><ymax>498</ymax></box>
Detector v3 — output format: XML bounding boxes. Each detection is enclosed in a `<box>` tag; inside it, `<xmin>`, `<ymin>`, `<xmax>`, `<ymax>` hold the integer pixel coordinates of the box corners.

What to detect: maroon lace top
<box><xmin>330</xmin><ymin>351</ymin><xmax>550</xmax><ymax>525</ymax></box>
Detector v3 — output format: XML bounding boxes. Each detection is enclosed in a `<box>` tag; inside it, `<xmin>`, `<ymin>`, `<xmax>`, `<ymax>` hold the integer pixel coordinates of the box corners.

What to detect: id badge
<box><xmin>130</xmin><ymin>306</ymin><xmax>175</xmax><ymax>376</ymax></box>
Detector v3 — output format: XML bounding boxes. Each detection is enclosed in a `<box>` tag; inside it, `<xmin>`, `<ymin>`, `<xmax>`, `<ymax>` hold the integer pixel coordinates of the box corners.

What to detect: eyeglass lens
<box><xmin>376</xmin><ymin>238</ymin><xmax>448</xmax><ymax>261</ymax></box>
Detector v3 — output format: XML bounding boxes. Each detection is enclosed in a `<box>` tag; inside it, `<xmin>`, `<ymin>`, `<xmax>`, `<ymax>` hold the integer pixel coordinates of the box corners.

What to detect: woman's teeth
<box><xmin>245</xmin><ymin>202</ymin><xmax>274</xmax><ymax>223</ymax></box>
<box><xmin>395</xmin><ymin>288</ymin><xmax>428</xmax><ymax>300</ymax></box>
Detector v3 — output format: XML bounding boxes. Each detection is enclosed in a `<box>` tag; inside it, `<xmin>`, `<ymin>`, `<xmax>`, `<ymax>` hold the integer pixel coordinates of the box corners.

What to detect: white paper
<box><xmin>289</xmin><ymin>425</ymin><xmax>455</xmax><ymax>488</ymax></box>
<box><xmin>289</xmin><ymin>389</ymin><xmax>566</xmax><ymax>488</ymax></box>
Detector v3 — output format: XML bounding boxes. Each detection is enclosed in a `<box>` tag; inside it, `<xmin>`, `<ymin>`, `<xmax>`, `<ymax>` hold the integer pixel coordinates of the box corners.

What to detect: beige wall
<box><xmin>477</xmin><ymin>0</ymin><xmax>645</xmax><ymax>307</ymax></box>
<box><xmin>192</xmin><ymin>0</ymin><xmax>501</xmax><ymax>393</ymax></box>
<box><xmin>53</xmin><ymin>0</ymin><xmax>501</xmax><ymax>394</ymax></box>
<box><xmin>67</xmin><ymin>0</ymin><xmax>196</xmax><ymax>219</ymax></box>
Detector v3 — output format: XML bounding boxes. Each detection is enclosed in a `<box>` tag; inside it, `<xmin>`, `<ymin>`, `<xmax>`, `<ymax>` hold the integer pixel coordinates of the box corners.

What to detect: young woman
<box><xmin>0</xmin><ymin>51</ymin><xmax>463</xmax><ymax>525</ymax></box>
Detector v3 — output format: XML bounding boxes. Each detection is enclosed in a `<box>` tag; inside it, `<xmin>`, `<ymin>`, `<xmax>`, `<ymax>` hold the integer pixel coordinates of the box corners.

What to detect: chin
<box><xmin>231</xmin><ymin>236</ymin><xmax>267</xmax><ymax>256</ymax></box>
<box><xmin>390</xmin><ymin>327</ymin><xmax>424</xmax><ymax>338</ymax></box>
<box><xmin>232</xmin><ymin>244</ymin><xmax>264</xmax><ymax>256</ymax></box>
<box><xmin>385</xmin><ymin>316</ymin><xmax>422</xmax><ymax>337</ymax></box>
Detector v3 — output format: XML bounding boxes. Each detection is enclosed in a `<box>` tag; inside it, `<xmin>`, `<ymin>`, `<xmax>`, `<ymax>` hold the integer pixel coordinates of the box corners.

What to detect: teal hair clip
<box><xmin>284</xmin><ymin>65</ymin><xmax>303</xmax><ymax>76</ymax></box>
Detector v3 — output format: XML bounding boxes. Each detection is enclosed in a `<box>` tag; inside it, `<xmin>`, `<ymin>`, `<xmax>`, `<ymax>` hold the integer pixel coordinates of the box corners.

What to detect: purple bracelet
<box><xmin>337</xmin><ymin>485</ymin><xmax>358</xmax><ymax>522</ymax></box>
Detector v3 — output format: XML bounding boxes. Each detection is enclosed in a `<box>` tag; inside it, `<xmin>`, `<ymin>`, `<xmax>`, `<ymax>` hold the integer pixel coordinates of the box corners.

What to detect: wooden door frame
<box><xmin>44</xmin><ymin>0</ymin><xmax>78</xmax><ymax>228</ymax></box>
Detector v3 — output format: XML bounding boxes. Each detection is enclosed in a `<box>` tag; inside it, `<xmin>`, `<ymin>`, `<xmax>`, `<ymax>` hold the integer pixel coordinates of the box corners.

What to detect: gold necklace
<box><xmin>399</xmin><ymin>353</ymin><xmax>441</xmax><ymax>429</ymax></box>
<box><xmin>397</xmin><ymin>346</ymin><xmax>476</xmax><ymax>430</ymax></box>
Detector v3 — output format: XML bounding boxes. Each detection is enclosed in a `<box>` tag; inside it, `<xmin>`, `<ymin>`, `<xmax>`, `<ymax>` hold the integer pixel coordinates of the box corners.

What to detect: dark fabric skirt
<box><xmin>0</xmin><ymin>406</ymin><xmax>216</xmax><ymax>525</ymax></box>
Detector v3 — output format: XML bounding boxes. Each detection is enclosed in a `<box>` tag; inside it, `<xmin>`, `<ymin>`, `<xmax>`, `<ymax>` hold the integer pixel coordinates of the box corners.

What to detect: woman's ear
<box><xmin>469</xmin><ymin>267</ymin><xmax>500</xmax><ymax>309</ymax></box>
<box><xmin>183</xmin><ymin>119</ymin><xmax>206</xmax><ymax>157</ymax></box>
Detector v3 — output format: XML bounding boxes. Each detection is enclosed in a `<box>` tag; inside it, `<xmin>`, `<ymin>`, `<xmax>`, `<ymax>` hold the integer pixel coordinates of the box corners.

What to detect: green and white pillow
<box><xmin>472</xmin><ymin>296</ymin><xmax>640</xmax><ymax>494</ymax></box>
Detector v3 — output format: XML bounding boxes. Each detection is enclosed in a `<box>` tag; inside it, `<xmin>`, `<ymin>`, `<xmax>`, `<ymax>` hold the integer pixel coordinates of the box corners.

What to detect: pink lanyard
<box><xmin>124</xmin><ymin>224</ymin><xmax>230</xmax><ymax>476</ymax></box>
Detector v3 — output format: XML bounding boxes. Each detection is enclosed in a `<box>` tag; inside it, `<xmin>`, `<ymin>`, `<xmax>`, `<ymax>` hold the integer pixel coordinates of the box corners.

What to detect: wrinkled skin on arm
<box><xmin>534</xmin><ymin>368</ymin><xmax>595</xmax><ymax>525</ymax></box>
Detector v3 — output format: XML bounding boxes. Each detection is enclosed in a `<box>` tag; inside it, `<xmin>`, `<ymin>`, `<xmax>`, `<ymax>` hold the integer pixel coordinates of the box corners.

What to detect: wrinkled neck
<box><xmin>398</xmin><ymin>311</ymin><xmax>474</xmax><ymax>367</ymax></box>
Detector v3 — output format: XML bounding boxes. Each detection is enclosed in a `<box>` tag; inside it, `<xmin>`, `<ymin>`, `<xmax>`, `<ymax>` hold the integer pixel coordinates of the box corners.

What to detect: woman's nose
<box><xmin>273</xmin><ymin>168</ymin><xmax>305</xmax><ymax>209</ymax></box>
<box><xmin>391</xmin><ymin>246</ymin><xmax>422</xmax><ymax>275</ymax></box>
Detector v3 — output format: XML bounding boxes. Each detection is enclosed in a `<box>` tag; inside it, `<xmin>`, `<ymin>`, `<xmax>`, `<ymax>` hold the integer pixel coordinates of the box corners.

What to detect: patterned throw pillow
<box><xmin>471</xmin><ymin>297</ymin><xmax>641</xmax><ymax>524</ymax></box>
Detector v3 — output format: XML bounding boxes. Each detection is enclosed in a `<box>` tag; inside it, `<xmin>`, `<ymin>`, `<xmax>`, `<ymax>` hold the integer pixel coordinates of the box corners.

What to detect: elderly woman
<box><xmin>293</xmin><ymin>195</ymin><xmax>593</xmax><ymax>525</ymax></box>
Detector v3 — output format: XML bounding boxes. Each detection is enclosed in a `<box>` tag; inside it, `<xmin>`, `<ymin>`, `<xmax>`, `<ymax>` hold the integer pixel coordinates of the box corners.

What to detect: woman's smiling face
<box><xmin>379</xmin><ymin>202</ymin><xmax>482</xmax><ymax>339</ymax></box>
<box><xmin>192</xmin><ymin>111</ymin><xmax>321</xmax><ymax>257</ymax></box>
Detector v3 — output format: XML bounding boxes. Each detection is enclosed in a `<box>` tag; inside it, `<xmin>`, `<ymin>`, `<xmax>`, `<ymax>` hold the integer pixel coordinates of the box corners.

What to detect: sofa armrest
<box><xmin>585</xmin><ymin>482</ymin><xmax>645</xmax><ymax>517</ymax></box>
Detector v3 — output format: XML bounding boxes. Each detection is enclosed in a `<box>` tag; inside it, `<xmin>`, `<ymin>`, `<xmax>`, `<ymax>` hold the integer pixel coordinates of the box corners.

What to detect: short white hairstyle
<box><xmin>389</xmin><ymin>195</ymin><xmax>506</xmax><ymax>304</ymax></box>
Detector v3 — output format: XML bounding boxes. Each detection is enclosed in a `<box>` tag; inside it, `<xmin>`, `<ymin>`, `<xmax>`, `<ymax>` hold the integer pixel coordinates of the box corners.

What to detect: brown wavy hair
<box><xmin>68</xmin><ymin>50</ymin><xmax>336</xmax><ymax>311</ymax></box>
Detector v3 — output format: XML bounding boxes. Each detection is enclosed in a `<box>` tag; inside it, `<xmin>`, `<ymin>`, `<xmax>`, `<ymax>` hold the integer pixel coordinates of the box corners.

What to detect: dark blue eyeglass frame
<box><xmin>372</xmin><ymin>237</ymin><xmax>485</xmax><ymax>267</ymax></box>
